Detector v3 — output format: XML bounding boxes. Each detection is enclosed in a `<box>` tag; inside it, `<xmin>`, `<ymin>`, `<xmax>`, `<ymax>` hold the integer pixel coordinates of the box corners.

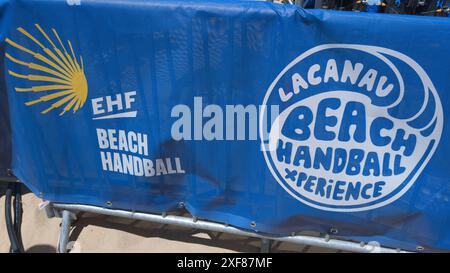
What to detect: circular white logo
<box><xmin>260</xmin><ymin>44</ymin><xmax>443</xmax><ymax>212</ymax></box>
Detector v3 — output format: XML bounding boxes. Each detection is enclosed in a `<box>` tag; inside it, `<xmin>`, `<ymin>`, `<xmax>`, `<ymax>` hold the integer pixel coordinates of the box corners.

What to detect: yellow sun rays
<box><xmin>5</xmin><ymin>24</ymin><xmax>88</xmax><ymax>116</ymax></box>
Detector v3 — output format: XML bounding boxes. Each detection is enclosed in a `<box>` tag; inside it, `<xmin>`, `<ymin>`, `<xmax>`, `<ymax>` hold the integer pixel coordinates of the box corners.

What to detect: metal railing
<box><xmin>47</xmin><ymin>203</ymin><xmax>409</xmax><ymax>253</ymax></box>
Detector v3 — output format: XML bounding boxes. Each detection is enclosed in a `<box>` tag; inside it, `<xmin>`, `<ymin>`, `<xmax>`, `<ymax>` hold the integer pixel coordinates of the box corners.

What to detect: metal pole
<box><xmin>50</xmin><ymin>203</ymin><xmax>408</xmax><ymax>253</ymax></box>
<box><xmin>315</xmin><ymin>0</ymin><xmax>324</xmax><ymax>8</ymax></box>
<box><xmin>260</xmin><ymin>238</ymin><xmax>272</xmax><ymax>253</ymax></box>
<box><xmin>57</xmin><ymin>210</ymin><xmax>76</xmax><ymax>253</ymax></box>
<box><xmin>295</xmin><ymin>0</ymin><xmax>305</xmax><ymax>7</ymax></box>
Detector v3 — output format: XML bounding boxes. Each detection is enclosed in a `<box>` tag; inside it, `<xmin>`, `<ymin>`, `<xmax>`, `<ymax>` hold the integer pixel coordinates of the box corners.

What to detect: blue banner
<box><xmin>1</xmin><ymin>0</ymin><xmax>450</xmax><ymax>252</ymax></box>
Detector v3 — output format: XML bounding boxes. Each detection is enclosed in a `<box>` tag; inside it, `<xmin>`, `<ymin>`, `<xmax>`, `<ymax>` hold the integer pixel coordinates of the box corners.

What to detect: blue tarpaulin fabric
<box><xmin>1</xmin><ymin>0</ymin><xmax>450</xmax><ymax>252</ymax></box>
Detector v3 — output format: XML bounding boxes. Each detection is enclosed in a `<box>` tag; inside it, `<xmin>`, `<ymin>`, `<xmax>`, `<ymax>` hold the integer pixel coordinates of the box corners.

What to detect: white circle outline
<box><xmin>259</xmin><ymin>44</ymin><xmax>443</xmax><ymax>212</ymax></box>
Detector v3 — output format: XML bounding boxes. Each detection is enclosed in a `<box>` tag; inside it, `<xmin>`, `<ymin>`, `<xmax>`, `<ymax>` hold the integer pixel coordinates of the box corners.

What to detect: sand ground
<box><xmin>0</xmin><ymin>183</ymin><xmax>340</xmax><ymax>253</ymax></box>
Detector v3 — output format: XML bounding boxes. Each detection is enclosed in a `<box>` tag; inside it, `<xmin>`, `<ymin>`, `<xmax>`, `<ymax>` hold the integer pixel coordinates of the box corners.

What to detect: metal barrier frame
<box><xmin>47</xmin><ymin>203</ymin><xmax>409</xmax><ymax>253</ymax></box>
